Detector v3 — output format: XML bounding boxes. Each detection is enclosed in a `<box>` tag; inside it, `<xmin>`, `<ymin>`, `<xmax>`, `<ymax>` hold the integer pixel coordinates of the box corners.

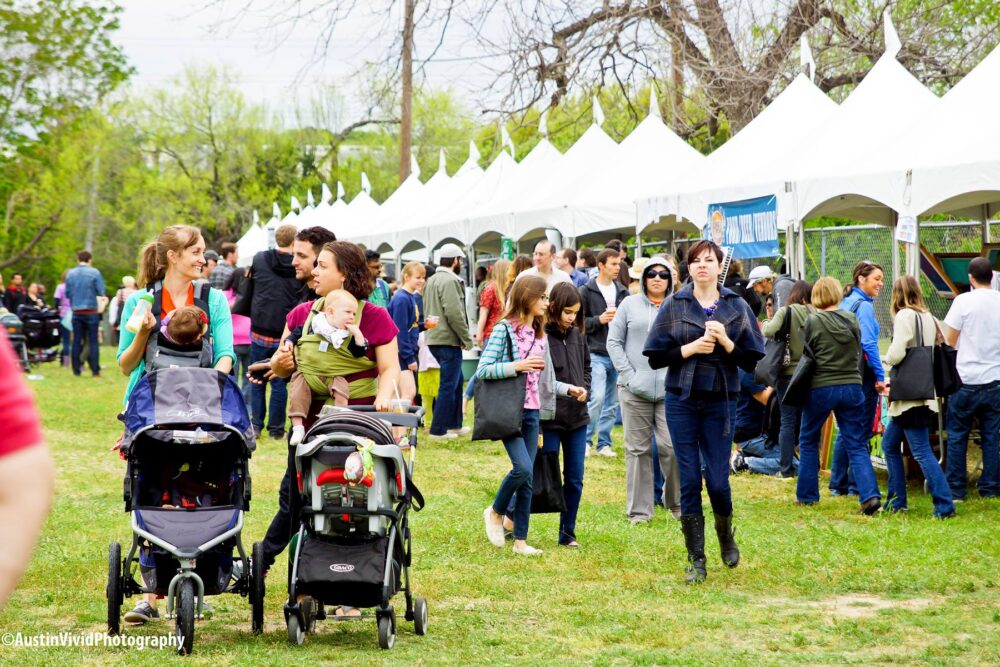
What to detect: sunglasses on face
<box><xmin>644</xmin><ymin>270</ymin><xmax>671</xmax><ymax>280</ymax></box>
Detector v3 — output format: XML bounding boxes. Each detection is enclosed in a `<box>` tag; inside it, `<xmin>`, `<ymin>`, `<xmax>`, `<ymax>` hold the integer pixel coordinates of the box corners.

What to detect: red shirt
<box><xmin>479</xmin><ymin>282</ymin><xmax>503</xmax><ymax>342</ymax></box>
<box><xmin>0</xmin><ymin>330</ymin><xmax>43</xmax><ymax>457</ymax></box>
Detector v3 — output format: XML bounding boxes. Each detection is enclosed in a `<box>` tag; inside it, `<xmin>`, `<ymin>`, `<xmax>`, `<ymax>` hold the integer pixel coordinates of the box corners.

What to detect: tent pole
<box><xmin>891</xmin><ymin>212</ymin><xmax>900</xmax><ymax>283</ymax></box>
<box><xmin>908</xmin><ymin>219</ymin><xmax>920</xmax><ymax>277</ymax></box>
<box><xmin>983</xmin><ymin>204</ymin><xmax>992</xmax><ymax>246</ymax></box>
<box><xmin>796</xmin><ymin>220</ymin><xmax>806</xmax><ymax>280</ymax></box>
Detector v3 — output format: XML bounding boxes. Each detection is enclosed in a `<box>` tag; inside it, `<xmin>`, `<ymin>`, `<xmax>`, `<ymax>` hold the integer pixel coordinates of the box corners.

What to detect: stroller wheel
<box><xmin>413</xmin><ymin>597</ymin><xmax>428</xmax><ymax>636</ymax></box>
<box><xmin>377</xmin><ymin>613</ymin><xmax>396</xmax><ymax>650</ymax></box>
<box><xmin>250</xmin><ymin>542</ymin><xmax>265</xmax><ymax>635</ymax></box>
<box><xmin>287</xmin><ymin>614</ymin><xmax>305</xmax><ymax>645</ymax></box>
<box><xmin>176</xmin><ymin>579</ymin><xmax>196</xmax><ymax>655</ymax></box>
<box><xmin>106</xmin><ymin>542</ymin><xmax>123</xmax><ymax>636</ymax></box>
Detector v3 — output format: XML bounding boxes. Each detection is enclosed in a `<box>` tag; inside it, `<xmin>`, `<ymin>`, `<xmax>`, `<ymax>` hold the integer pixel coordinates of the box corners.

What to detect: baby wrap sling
<box><xmin>295</xmin><ymin>297</ymin><xmax>378</xmax><ymax>403</ymax></box>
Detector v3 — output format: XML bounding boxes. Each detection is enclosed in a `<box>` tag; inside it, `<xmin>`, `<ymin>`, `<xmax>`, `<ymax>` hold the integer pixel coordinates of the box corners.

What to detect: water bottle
<box><xmin>125</xmin><ymin>293</ymin><xmax>154</xmax><ymax>334</ymax></box>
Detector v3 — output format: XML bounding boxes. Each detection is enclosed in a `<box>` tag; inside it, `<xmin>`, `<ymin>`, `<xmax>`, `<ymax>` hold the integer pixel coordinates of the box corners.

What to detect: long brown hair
<box><xmin>506</xmin><ymin>255</ymin><xmax>532</xmax><ymax>286</ymax></box>
<box><xmin>137</xmin><ymin>225</ymin><xmax>203</xmax><ymax>287</ymax></box>
<box><xmin>321</xmin><ymin>241</ymin><xmax>374</xmax><ymax>300</ymax></box>
<box><xmin>844</xmin><ymin>260</ymin><xmax>884</xmax><ymax>297</ymax></box>
<box><xmin>503</xmin><ymin>275</ymin><xmax>547</xmax><ymax>337</ymax></box>
<box><xmin>547</xmin><ymin>281</ymin><xmax>583</xmax><ymax>333</ymax></box>
<box><xmin>787</xmin><ymin>280</ymin><xmax>812</xmax><ymax>306</ymax></box>
<box><xmin>890</xmin><ymin>275</ymin><xmax>929</xmax><ymax>316</ymax></box>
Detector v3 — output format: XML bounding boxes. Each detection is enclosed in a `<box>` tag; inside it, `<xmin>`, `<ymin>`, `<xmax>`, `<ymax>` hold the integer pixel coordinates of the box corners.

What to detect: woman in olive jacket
<box><xmin>540</xmin><ymin>282</ymin><xmax>592</xmax><ymax>547</ymax></box>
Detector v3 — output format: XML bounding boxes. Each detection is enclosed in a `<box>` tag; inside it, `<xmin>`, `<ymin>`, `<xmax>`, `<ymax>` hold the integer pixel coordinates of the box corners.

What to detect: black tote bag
<box><xmin>472</xmin><ymin>326</ymin><xmax>527</xmax><ymax>441</ymax></box>
<box><xmin>230</xmin><ymin>268</ymin><xmax>253</xmax><ymax>317</ymax></box>
<box><xmin>781</xmin><ymin>320</ymin><xmax>816</xmax><ymax>407</ymax></box>
<box><xmin>531</xmin><ymin>450</ymin><xmax>566</xmax><ymax>514</ymax></box>
<box><xmin>755</xmin><ymin>306</ymin><xmax>792</xmax><ymax>386</ymax></box>
<box><xmin>888</xmin><ymin>311</ymin><xmax>935</xmax><ymax>402</ymax></box>
<box><xmin>932</xmin><ymin>320</ymin><xmax>961</xmax><ymax>396</ymax></box>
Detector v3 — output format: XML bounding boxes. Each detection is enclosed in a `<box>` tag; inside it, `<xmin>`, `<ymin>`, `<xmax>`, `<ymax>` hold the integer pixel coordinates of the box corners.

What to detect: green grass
<box><xmin>3</xmin><ymin>348</ymin><xmax>1000</xmax><ymax>665</ymax></box>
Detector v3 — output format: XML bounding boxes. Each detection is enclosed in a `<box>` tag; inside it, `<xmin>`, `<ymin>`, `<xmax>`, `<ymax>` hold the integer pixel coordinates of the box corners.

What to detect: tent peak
<box><xmin>271</xmin><ymin>202</ymin><xmax>281</xmax><ymax>219</ymax></box>
<box><xmin>438</xmin><ymin>148</ymin><xmax>447</xmax><ymax>173</ymax></box>
<box><xmin>884</xmin><ymin>10</ymin><xmax>901</xmax><ymax>58</ymax></box>
<box><xmin>593</xmin><ymin>95</ymin><xmax>606</xmax><ymax>126</ymax></box>
<box><xmin>290</xmin><ymin>196</ymin><xmax>301</xmax><ymax>212</ymax></box>
<box><xmin>306</xmin><ymin>189</ymin><xmax>315</xmax><ymax>207</ymax></box>
<box><xmin>468</xmin><ymin>138</ymin><xmax>481</xmax><ymax>163</ymax></box>
<box><xmin>648</xmin><ymin>86</ymin><xmax>661</xmax><ymax>119</ymax></box>
<box><xmin>410</xmin><ymin>153</ymin><xmax>421</xmax><ymax>179</ymax></box>
<box><xmin>360</xmin><ymin>172</ymin><xmax>372</xmax><ymax>194</ymax></box>
<box><xmin>320</xmin><ymin>183</ymin><xmax>332</xmax><ymax>203</ymax></box>
<box><xmin>500</xmin><ymin>124</ymin><xmax>515</xmax><ymax>156</ymax></box>
<box><xmin>336</xmin><ymin>181</ymin><xmax>345</xmax><ymax>200</ymax></box>
<box><xmin>800</xmin><ymin>34</ymin><xmax>816</xmax><ymax>83</ymax></box>
<box><xmin>252</xmin><ymin>209</ymin><xmax>259</xmax><ymax>225</ymax></box>
<box><xmin>539</xmin><ymin>108</ymin><xmax>549</xmax><ymax>136</ymax></box>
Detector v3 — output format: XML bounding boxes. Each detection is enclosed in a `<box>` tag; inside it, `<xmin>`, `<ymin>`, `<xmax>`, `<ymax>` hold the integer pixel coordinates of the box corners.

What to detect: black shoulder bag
<box><xmin>888</xmin><ymin>310</ymin><xmax>935</xmax><ymax>402</ymax></box>
<box><xmin>755</xmin><ymin>305</ymin><xmax>793</xmax><ymax>386</ymax></box>
<box><xmin>472</xmin><ymin>323</ymin><xmax>528</xmax><ymax>441</ymax></box>
<box><xmin>781</xmin><ymin>319</ymin><xmax>816</xmax><ymax>407</ymax></box>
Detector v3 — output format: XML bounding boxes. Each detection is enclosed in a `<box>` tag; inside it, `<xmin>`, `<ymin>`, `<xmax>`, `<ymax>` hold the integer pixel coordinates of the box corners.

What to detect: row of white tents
<box><xmin>238</xmin><ymin>13</ymin><xmax>1000</xmax><ymax>280</ymax></box>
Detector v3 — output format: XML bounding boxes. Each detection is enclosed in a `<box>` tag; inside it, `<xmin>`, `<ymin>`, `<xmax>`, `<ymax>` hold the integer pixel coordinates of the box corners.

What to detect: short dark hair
<box><xmin>439</xmin><ymin>256</ymin><xmax>460</xmax><ymax>269</ymax></box>
<box><xmin>423</xmin><ymin>263</ymin><xmax>436</xmax><ymax>279</ymax></box>
<box><xmin>219</xmin><ymin>242</ymin><xmax>237</xmax><ymax>260</ymax></box>
<box><xmin>77</xmin><ymin>250</ymin><xmax>92</xmax><ymax>263</ymax></box>
<box><xmin>579</xmin><ymin>248</ymin><xmax>596</xmax><ymax>268</ymax></box>
<box><xmin>560</xmin><ymin>247</ymin><xmax>578</xmax><ymax>267</ymax></box>
<box><xmin>596</xmin><ymin>249</ymin><xmax>618</xmax><ymax>266</ymax></box>
<box><xmin>547</xmin><ymin>281</ymin><xmax>584</xmax><ymax>333</ymax></box>
<box><xmin>365</xmin><ymin>249</ymin><xmax>381</xmax><ymax>262</ymax></box>
<box><xmin>296</xmin><ymin>226</ymin><xmax>337</xmax><ymax>255</ymax></box>
<box><xmin>321</xmin><ymin>241</ymin><xmax>374</xmax><ymax>300</ymax></box>
<box><xmin>604</xmin><ymin>239</ymin><xmax>624</xmax><ymax>253</ymax></box>
<box><xmin>969</xmin><ymin>257</ymin><xmax>993</xmax><ymax>285</ymax></box>
<box><xmin>686</xmin><ymin>240</ymin><xmax>724</xmax><ymax>266</ymax></box>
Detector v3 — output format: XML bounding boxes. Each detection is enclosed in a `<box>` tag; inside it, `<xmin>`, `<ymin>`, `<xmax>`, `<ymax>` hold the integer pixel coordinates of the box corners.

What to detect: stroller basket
<box><xmin>295</xmin><ymin>534</ymin><xmax>402</xmax><ymax>609</ymax></box>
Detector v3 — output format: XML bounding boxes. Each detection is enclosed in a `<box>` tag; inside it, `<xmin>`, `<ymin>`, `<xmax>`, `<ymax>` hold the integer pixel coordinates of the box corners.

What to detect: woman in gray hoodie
<box><xmin>607</xmin><ymin>256</ymin><xmax>680</xmax><ymax>524</ymax></box>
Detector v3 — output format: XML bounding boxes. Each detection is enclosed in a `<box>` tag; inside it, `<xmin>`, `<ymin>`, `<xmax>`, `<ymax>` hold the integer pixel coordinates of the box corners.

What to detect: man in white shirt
<box><xmin>516</xmin><ymin>240</ymin><xmax>572</xmax><ymax>293</ymax></box>
<box><xmin>942</xmin><ymin>257</ymin><xmax>1000</xmax><ymax>500</ymax></box>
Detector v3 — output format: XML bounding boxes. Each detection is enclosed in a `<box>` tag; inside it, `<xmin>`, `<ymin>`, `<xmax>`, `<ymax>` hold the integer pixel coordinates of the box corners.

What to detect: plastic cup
<box><xmin>425</xmin><ymin>316</ymin><xmax>439</xmax><ymax>330</ymax></box>
<box><xmin>389</xmin><ymin>398</ymin><xmax>412</xmax><ymax>414</ymax></box>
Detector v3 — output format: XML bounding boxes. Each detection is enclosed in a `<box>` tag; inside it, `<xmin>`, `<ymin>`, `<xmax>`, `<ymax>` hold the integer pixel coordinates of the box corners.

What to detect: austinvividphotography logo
<box><xmin>2</xmin><ymin>632</ymin><xmax>182</xmax><ymax>650</ymax></box>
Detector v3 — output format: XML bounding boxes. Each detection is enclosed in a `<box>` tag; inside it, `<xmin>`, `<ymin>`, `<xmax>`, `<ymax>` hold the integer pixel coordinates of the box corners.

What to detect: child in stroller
<box><xmin>285</xmin><ymin>405</ymin><xmax>427</xmax><ymax>650</ymax></box>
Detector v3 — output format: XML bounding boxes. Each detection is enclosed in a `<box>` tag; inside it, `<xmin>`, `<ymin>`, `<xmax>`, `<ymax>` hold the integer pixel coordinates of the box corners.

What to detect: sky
<box><xmin>116</xmin><ymin>0</ymin><xmax>505</xmax><ymax>127</ymax></box>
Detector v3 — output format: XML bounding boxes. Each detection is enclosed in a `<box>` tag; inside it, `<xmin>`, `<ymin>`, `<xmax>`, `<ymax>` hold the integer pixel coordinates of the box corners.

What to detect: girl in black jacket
<box><xmin>540</xmin><ymin>282</ymin><xmax>592</xmax><ymax>547</ymax></box>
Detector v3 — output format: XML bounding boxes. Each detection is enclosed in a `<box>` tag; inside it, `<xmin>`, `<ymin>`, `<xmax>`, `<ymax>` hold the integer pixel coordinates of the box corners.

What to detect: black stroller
<box><xmin>16</xmin><ymin>305</ymin><xmax>61</xmax><ymax>365</ymax></box>
<box><xmin>1</xmin><ymin>311</ymin><xmax>29</xmax><ymax>371</ymax></box>
<box><xmin>107</xmin><ymin>367</ymin><xmax>264</xmax><ymax>655</ymax></box>
<box><xmin>285</xmin><ymin>405</ymin><xmax>426</xmax><ymax>649</ymax></box>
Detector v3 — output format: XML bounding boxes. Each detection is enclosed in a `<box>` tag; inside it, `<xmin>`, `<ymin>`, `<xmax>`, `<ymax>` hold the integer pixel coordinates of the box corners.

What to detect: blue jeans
<box><xmin>249</xmin><ymin>340</ymin><xmax>288</xmax><ymax>434</ymax></box>
<box><xmin>882</xmin><ymin>417</ymin><xmax>955</xmax><ymax>516</ymax></box>
<box><xmin>946</xmin><ymin>382</ymin><xmax>1000</xmax><ymax>499</ymax></box>
<box><xmin>71</xmin><ymin>313</ymin><xmax>101</xmax><ymax>375</ymax></box>
<box><xmin>663</xmin><ymin>393</ymin><xmax>735</xmax><ymax>517</ymax></box>
<box><xmin>653</xmin><ymin>434</ymin><xmax>664</xmax><ymax>505</ymax></box>
<box><xmin>464</xmin><ymin>374</ymin><xmax>476</xmax><ymax>400</ymax></box>
<box><xmin>493</xmin><ymin>410</ymin><xmax>540</xmax><ymax>541</ymax></box>
<box><xmin>586</xmin><ymin>353</ymin><xmax>618</xmax><ymax>450</ymax></box>
<box><xmin>775</xmin><ymin>376</ymin><xmax>801</xmax><ymax>476</ymax></box>
<box><xmin>798</xmin><ymin>384</ymin><xmax>880</xmax><ymax>506</ymax></box>
<box><xmin>429</xmin><ymin>345</ymin><xmax>463</xmax><ymax>435</ymax></box>
<box><xmin>59</xmin><ymin>323</ymin><xmax>71</xmax><ymax>364</ymax></box>
<box><xmin>740</xmin><ymin>435</ymin><xmax>799</xmax><ymax>475</ymax></box>
<box><xmin>830</xmin><ymin>380</ymin><xmax>878</xmax><ymax>494</ymax></box>
<box><xmin>542</xmin><ymin>425</ymin><xmax>587</xmax><ymax>544</ymax></box>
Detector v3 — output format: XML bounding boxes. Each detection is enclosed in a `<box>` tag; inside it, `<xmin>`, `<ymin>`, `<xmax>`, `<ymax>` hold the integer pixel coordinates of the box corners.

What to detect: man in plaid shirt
<box><xmin>209</xmin><ymin>243</ymin><xmax>238</xmax><ymax>290</ymax></box>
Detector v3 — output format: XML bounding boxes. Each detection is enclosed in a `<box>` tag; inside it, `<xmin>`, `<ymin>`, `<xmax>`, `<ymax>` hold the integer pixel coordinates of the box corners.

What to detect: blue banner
<box><xmin>705</xmin><ymin>195</ymin><xmax>779</xmax><ymax>260</ymax></box>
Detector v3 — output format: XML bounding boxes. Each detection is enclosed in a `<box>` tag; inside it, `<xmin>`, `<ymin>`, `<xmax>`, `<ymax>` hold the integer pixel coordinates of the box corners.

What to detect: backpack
<box><xmin>143</xmin><ymin>281</ymin><xmax>215</xmax><ymax>372</ymax></box>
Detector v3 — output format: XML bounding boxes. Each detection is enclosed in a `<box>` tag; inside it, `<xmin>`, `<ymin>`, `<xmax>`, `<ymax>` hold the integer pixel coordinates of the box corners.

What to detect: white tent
<box><xmin>263</xmin><ymin>202</ymin><xmax>282</xmax><ymax>249</ymax></box>
<box><xmin>315</xmin><ymin>182</ymin><xmax>347</xmax><ymax>234</ymax></box>
<box><xmin>334</xmin><ymin>173</ymin><xmax>380</xmax><ymax>240</ymax></box>
<box><xmin>294</xmin><ymin>189</ymin><xmax>318</xmax><ymax>229</ymax></box>
<box><xmin>236</xmin><ymin>211</ymin><xmax>267</xmax><ymax>266</ymax></box>
<box><xmin>366</xmin><ymin>155</ymin><xmax>425</xmax><ymax>243</ymax></box>
<box><xmin>278</xmin><ymin>196</ymin><xmax>301</xmax><ymax>231</ymax></box>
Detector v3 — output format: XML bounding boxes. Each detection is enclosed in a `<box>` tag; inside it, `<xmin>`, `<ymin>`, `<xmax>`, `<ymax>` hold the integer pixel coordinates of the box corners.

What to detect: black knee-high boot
<box><xmin>714</xmin><ymin>512</ymin><xmax>740</xmax><ymax>568</ymax></box>
<box><xmin>680</xmin><ymin>514</ymin><xmax>707</xmax><ymax>584</ymax></box>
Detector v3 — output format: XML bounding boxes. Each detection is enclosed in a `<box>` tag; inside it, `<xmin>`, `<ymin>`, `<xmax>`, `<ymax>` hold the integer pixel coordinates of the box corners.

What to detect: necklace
<box><xmin>702</xmin><ymin>299</ymin><xmax>720</xmax><ymax>319</ymax></box>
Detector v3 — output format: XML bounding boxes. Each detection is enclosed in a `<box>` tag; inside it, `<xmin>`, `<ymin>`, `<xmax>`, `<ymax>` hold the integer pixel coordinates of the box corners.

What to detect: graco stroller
<box><xmin>285</xmin><ymin>405</ymin><xmax>426</xmax><ymax>650</ymax></box>
<box><xmin>107</xmin><ymin>367</ymin><xmax>264</xmax><ymax>655</ymax></box>
<box><xmin>16</xmin><ymin>305</ymin><xmax>61</xmax><ymax>365</ymax></box>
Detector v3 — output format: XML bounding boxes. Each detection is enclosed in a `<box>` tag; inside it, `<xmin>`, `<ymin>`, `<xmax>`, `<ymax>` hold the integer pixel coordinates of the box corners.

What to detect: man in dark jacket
<box><xmin>247</xmin><ymin>223</ymin><xmax>303</xmax><ymax>439</ymax></box>
<box><xmin>579</xmin><ymin>249</ymin><xmax>628</xmax><ymax>456</ymax></box>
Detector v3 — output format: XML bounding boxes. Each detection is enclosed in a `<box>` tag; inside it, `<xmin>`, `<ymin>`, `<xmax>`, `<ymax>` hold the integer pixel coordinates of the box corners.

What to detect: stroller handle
<box><xmin>349</xmin><ymin>404</ymin><xmax>425</xmax><ymax>429</ymax></box>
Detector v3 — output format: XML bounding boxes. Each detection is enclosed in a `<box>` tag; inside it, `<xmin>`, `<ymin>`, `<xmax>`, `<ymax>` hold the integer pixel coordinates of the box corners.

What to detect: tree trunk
<box><xmin>398</xmin><ymin>0</ymin><xmax>415</xmax><ymax>184</ymax></box>
<box><xmin>671</xmin><ymin>38</ymin><xmax>684</xmax><ymax>133</ymax></box>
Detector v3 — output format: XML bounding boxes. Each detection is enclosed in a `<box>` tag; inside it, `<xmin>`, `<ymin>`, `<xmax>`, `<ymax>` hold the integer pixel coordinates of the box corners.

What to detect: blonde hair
<box><xmin>137</xmin><ymin>225</ymin><xmax>203</xmax><ymax>288</ymax></box>
<box><xmin>324</xmin><ymin>288</ymin><xmax>357</xmax><ymax>310</ymax></box>
<box><xmin>890</xmin><ymin>275</ymin><xmax>928</xmax><ymax>316</ymax></box>
<box><xmin>811</xmin><ymin>277</ymin><xmax>843</xmax><ymax>310</ymax></box>
<box><xmin>122</xmin><ymin>275</ymin><xmax>136</xmax><ymax>289</ymax></box>
<box><xmin>490</xmin><ymin>258</ymin><xmax>512</xmax><ymax>304</ymax></box>
<box><xmin>402</xmin><ymin>261</ymin><xmax>425</xmax><ymax>281</ymax></box>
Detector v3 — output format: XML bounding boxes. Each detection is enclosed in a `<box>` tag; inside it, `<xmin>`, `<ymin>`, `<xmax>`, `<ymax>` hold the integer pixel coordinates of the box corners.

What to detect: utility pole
<box><xmin>399</xmin><ymin>0</ymin><xmax>415</xmax><ymax>183</ymax></box>
<box><xmin>671</xmin><ymin>39</ymin><xmax>684</xmax><ymax>133</ymax></box>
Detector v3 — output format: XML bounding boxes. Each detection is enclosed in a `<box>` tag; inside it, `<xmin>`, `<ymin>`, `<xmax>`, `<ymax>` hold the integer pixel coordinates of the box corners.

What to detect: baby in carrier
<box><xmin>288</xmin><ymin>289</ymin><xmax>369</xmax><ymax>445</ymax></box>
<box><xmin>162</xmin><ymin>306</ymin><xmax>208</xmax><ymax>347</ymax></box>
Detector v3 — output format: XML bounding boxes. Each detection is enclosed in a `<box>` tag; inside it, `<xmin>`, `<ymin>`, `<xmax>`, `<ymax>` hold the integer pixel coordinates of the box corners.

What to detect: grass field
<box><xmin>2</xmin><ymin>349</ymin><xmax>999</xmax><ymax>666</ymax></box>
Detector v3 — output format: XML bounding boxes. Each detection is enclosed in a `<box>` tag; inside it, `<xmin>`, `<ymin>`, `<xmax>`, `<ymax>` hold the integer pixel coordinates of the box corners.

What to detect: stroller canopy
<box><xmin>122</xmin><ymin>368</ymin><xmax>256</xmax><ymax>453</ymax></box>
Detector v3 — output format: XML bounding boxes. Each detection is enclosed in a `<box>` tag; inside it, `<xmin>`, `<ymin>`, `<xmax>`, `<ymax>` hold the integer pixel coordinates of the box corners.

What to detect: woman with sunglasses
<box><xmin>643</xmin><ymin>241</ymin><xmax>765</xmax><ymax>584</ymax></box>
<box><xmin>607</xmin><ymin>257</ymin><xmax>680</xmax><ymax>525</ymax></box>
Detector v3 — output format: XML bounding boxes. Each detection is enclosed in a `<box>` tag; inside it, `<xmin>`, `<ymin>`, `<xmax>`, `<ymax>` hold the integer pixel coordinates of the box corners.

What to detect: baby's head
<box><xmin>324</xmin><ymin>289</ymin><xmax>358</xmax><ymax>328</ymax></box>
<box><xmin>165</xmin><ymin>306</ymin><xmax>208</xmax><ymax>345</ymax></box>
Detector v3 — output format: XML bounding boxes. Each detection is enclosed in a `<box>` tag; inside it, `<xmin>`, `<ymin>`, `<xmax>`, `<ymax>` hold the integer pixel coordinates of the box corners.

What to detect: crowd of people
<box><xmin>2</xmin><ymin>222</ymin><xmax>999</xmax><ymax>615</ymax></box>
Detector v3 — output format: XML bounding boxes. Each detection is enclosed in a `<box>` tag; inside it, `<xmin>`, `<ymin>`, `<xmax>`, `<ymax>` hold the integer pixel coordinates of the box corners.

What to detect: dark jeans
<box><xmin>231</xmin><ymin>344</ymin><xmax>251</xmax><ymax>402</ymax></box>
<box><xmin>71</xmin><ymin>313</ymin><xmax>101</xmax><ymax>375</ymax></box>
<box><xmin>798</xmin><ymin>384</ymin><xmax>880</xmax><ymax>506</ymax></box>
<box><xmin>542</xmin><ymin>424</ymin><xmax>587</xmax><ymax>545</ymax></box>
<box><xmin>429</xmin><ymin>345</ymin><xmax>463</xmax><ymax>435</ymax></box>
<box><xmin>261</xmin><ymin>444</ymin><xmax>297</xmax><ymax>569</ymax></box>
<box><xmin>830</xmin><ymin>380</ymin><xmax>878</xmax><ymax>494</ymax></box>
<box><xmin>946</xmin><ymin>381</ymin><xmax>1000</xmax><ymax>499</ymax></box>
<box><xmin>882</xmin><ymin>418</ymin><xmax>955</xmax><ymax>516</ymax></box>
<box><xmin>653</xmin><ymin>434</ymin><xmax>664</xmax><ymax>505</ymax></box>
<box><xmin>249</xmin><ymin>340</ymin><xmax>288</xmax><ymax>435</ymax></box>
<box><xmin>663</xmin><ymin>393</ymin><xmax>736</xmax><ymax>517</ymax></box>
<box><xmin>775</xmin><ymin>375</ymin><xmax>801</xmax><ymax>476</ymax></box>
<box><xmin>59</xmin><ymin>323</ymin><xmax>71</xmax><ymax>364</ymax></box>
<box><xmin>493</xmin><ymin>410</ymin><xmax>540</xmax><ymax>541</ymax></box>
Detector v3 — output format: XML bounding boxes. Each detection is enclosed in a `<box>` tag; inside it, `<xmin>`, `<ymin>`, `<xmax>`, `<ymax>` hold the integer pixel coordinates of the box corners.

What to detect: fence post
<box><xmin>820</xmin><ymin>229</ymin><xmax>826</xmax><ymax>276</ymax></box>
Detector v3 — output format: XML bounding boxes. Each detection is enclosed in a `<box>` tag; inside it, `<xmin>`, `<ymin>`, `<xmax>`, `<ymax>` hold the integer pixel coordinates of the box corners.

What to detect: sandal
<box><xmin>333</xmin><ymin>605</ymin><xmax>363</xmax><ymax>620</ymax></box>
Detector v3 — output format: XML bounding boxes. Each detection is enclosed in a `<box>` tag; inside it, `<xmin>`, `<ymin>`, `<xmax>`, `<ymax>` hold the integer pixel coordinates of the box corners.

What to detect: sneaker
<box><xmin>428</xmin><ymin>432</ymin><xmax>458</xmax><ymax>440</ymax></box>
<box><xmin>729</xmin><ymin>450</ymin><xmax>748</xmax><ymax>473</ymax></box>
<box><xmin>596</xmin><ymin>447</ymin><xmax>616</xmax><ymax>458</ymax></box>
<box><xmin>512</xmin><ymin>543</ymin><xmax>543</xmax><ymax>555</ymax></box>
<box><xmin>584</xmin><ymin>446</ymin><xmax>591</xmax><ymax>458</ymax></box>
<box><xmin>483</xmin><ymin>508</ymin><xmax>505</xmax><ymax>547</ymax></box>
<box><xmin>670</xmin><ymin>506</ymin><xmax>682</xmax><ymax>520</ymax></box>
<box><xmin>776</xmin><ymin>471</ymin><xmax>797</xmax><ymax>481</ymax></box>
<box><xmin>289</xmin><ymin>425</ymin><xmax>305</xmax><ymax>446</ymax></box>
<box><xmin>448</xmin><ymin>426</ymin><xmax>471</xmax><ymax>436</ymax></box>
<box><xmin>124</xmin><ymin>601</ymin><xmax>159</xmax><ymax>625</ymax></box>
<box><xmin>860</xmin><ymin>497</ymin><xmax>881</xmax><ymax>516</ymax></box>
<box><xmin>231</xmin><ymin>558</ymin><xmax>245</xmax><ymax>582</ymax></box>
<box><xmin>629</xmin><ymin>517</ymin><xmax>652</xmax><ymax>526</ymax></box>
<box><xmin>268</xmin><ymin>430</ymin><xmax>286</xmax><ymax>441</ymax></box>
